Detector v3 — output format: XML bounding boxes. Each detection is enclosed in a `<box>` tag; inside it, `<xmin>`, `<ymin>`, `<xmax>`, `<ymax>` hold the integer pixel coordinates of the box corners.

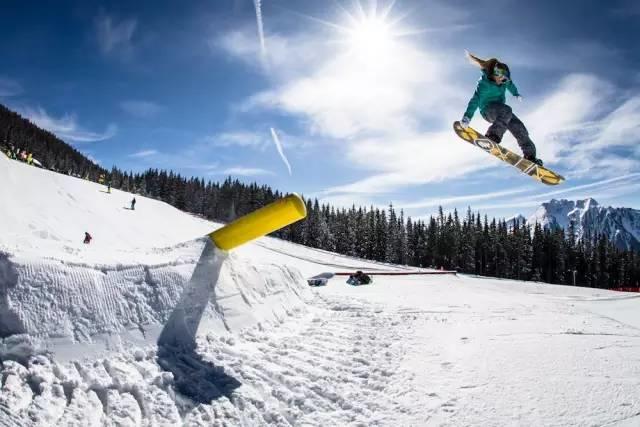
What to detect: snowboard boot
<box><xmin>485</xmin><ymin>132</ymin><xmax>501</xmax><ymax>144</ymax></box>
<box><xmin>524</xmin><ymin>154</ymin><xmax>543</xmax><ymax>166</ymax></box>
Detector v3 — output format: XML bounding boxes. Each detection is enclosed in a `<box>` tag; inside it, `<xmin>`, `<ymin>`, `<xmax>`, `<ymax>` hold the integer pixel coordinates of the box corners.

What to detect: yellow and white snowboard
<box><xmin>453</xmin><ymin>121</ymin><xmax>565</xmax><ymax>185</ymax></box>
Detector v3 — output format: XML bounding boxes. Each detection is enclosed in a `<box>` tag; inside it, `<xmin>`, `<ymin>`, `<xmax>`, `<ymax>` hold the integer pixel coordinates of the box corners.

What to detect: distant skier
<box><xmin>460</xmin><ymin>52</ymin><xmax>543</xmax><ymax>166</ymax></box>
<box><xmin>83</xmin><ymin>232</ymin><xmax>92</xmax><ymax>244</ymax></box>
<box><xmin>131</xmin><ymin>197</ymin><xmax>136</xmax><ymax>210</ymax></box>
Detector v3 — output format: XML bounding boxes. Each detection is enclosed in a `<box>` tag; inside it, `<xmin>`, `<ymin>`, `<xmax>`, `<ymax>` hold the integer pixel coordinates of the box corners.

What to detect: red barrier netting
<box><xmin>333</xmin><ymin>271</ymin><xmax>457</xmax><ymax>276</ymax></box>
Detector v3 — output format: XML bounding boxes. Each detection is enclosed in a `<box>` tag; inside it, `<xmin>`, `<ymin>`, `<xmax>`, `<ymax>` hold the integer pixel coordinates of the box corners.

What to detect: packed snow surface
<box><xmin>1</xmin><ymin>154</ymin><xmax>639</xmax><ymax>426</ymax></box>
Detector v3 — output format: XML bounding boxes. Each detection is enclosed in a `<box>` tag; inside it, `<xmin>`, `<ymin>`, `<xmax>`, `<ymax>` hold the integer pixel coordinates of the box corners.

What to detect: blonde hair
<box><xmin>465</xmin><ymin>51</ymin><xmax>509</xmax><ymax>77</ymax></box>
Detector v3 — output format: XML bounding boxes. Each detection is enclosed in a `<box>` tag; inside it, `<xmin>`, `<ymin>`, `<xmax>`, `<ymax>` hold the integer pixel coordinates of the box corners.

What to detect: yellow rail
<box><xmin>209</xmin><ymin>193</ymin><xmax>307</xmax><ymax>251</ymax></box>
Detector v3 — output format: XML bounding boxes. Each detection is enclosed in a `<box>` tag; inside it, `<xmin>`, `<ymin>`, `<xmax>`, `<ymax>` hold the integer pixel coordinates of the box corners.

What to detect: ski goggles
<box><xmin>493</xmin><ymin>67</ymin><xmax>510</xmax><ymax>80</ymax></box>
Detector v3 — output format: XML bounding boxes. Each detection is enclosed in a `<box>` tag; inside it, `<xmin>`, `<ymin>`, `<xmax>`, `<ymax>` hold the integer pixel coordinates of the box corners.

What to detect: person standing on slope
<box><xmin>460</xmin><ymin>52</ymin><xmax>543</xmax><ymax>166</ymax></box>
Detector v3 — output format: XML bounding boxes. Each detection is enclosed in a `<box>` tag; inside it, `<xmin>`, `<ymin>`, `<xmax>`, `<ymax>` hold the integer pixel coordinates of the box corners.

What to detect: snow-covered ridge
<box><xmin>527</xmin><ymin>198</ymin><xmax>640</xmax><ymax>250</ymax></box>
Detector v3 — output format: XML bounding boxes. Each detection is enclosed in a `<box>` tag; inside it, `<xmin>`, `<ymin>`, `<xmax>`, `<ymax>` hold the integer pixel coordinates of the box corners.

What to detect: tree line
<box><xmin>279</xmin><ymin>202</ymin><xmax>640</xmax><ymax>289</ymax></box>
<box><xmin>1</xmin><ymin>104</ymin><xmax>104</xmax><ymax>178</ymax></box>
<box><xmin>2</xmin><ymin>102</ymin><xmax>638</xmax><ymax>289</ymax></box>
<box><xmin>104</xmin><ymin>169</ymin><xmax>640</xmax><ymax>290</ymax></box>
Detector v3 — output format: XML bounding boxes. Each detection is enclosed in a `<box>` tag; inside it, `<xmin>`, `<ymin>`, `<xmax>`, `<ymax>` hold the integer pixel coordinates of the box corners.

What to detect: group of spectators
<box><xmin>3</xmin><ymin>144</ymin><xmax>37</xmax><ymax>166</ymax></box>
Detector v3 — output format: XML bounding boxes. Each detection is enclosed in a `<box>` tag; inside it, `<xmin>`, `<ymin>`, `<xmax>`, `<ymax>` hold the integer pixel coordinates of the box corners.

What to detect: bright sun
<box><xmin>347</xmin><ymin>16</ymin><xmax>393</xmax><ymax>54</ymax></box>
<box><xmin>304</xmin><ymin>1</ymin><xmax>417</xmax><ymax>63</ymax></box>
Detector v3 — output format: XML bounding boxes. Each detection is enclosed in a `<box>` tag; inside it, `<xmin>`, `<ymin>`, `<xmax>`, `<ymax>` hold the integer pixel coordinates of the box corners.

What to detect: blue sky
<box><xmin>1</xmin><ymin>0</ymin><xmax>639</xmax><ymax>220</ymax></box>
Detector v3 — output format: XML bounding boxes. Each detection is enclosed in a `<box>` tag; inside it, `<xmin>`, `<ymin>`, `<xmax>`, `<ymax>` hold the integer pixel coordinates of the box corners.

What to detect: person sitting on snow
<box><xmin>83</xmin><ymin>232</ymin><xmax>92</xmax><ymax>244</ymax></box>
<box><xmin>347</xmin><ymin>270</ymin><xmax>372</xmax><ymax>285</ymax></box>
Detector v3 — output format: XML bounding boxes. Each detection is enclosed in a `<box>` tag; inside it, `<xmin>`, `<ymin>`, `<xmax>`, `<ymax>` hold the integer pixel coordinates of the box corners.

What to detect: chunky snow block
<box><xmin>209</xmin><ymin>194</ymin><xmax>307</xmax><ymax>251</ymax></box>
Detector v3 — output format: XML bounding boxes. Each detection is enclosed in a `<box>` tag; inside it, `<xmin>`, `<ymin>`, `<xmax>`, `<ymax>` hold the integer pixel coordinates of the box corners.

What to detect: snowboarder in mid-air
<box><xmin>460</xmin><ymin>52</ymin><xmax>543</xmax><ymax>166</ymax></box>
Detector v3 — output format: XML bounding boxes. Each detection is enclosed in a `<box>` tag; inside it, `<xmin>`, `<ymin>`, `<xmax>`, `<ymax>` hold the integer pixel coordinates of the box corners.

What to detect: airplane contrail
<box><xmin>253</xmin><ymin>0</ymin><xmax>266</xmax><ymax>57</ymax></box>
<box><xmin>270</xmin><ymin>128</ymin><xmax>292</xmax><ymax>176</ymax></box>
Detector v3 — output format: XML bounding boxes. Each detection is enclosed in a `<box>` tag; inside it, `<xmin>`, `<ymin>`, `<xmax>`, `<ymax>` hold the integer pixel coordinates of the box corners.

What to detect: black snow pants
<box><xmin>481</xmin><ymin>102</ymin><xmax>536</xmax><ymax>159</ymax></box>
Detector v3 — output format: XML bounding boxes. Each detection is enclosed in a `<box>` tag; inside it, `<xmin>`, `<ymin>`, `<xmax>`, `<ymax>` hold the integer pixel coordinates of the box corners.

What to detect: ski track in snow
<box><xmin>0</xmin><ymin>294</ymin><xmax>410</xmax><ymax>426</ymax></box>
<box><xmin>3</xmin><ymin>283</ymin><xmax>639</xmax><ymax>426</ymax></box>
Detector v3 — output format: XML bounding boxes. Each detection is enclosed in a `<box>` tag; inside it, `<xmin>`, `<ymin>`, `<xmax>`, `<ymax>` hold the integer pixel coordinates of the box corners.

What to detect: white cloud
<box><xmin>216</xmin><ymin>30</ymin><xmax>320</xmax><ymax>81</ymax></box>
<box><xmin>23</xmin><ymin>106</ymin><xmax>117</xmax><ymax>143</ymax></box>
<box><xmin>244</xmin><ymin>42</ymin><xmax>463</xmax><ymax>139</ymax></box>
<box><xmin>590</xmin><ymin>95</ymin><xmax>640</xmax><ymax>150</ymax></box>
<box><xmin>218</xmin><ymin>24</ymin><xmax>480</xmax><ymax>196</ymax></box>
<box><xmin>128</xmin><ymin>149</ymin><xmax>158</xmax><ymax>158</ymax></box>
<box><xmin>473</xmin><ymin>173</ymin><xmax>640</xmax><ymax>211</ymax></box>
<box><xmin>83</xmin><ymin>152</ymin><xmax>101</xmax><ymax>165</ymax></box>
<box><xmin>125</xmin><ymin>149</ymin><xmax>219</xmax><ymax>171</ymax></box>
<box><xmin>206</xmin><ymin>131</ymin><xmax>268</xmax><ymax>148</ymax></box>
<box><xmin>120</xmin><ymin>100</ymin><xmax>164</xmax><ymax>118</ymax></box>
<box><xmin>217</xmin><ymin>11</ymin><xmax>639</xmax><ymax>200</ymax></box>
<box><xmin>0</xmin><ymin>77</ymin><xmax>23</xmax><ymax>97</ymax></box>
<box><xmin>400</xmin><ymin>186</ymin><xmax>534</xmax><ymax>210</ymax></box>
<box><xmin>216</xmin><ymin>167</ymin><xmax>274</xmax><ymax>177</ymax></box>
<box><xmin>516</xmin><ymin>75</ymin><xmax>640</xmax><ymax>178</ymax></box>
<box><xmin>95</xmin><ymin>13</ymin><xmax>137</xmax><ymax>57</ymax></box>
<box><xmin>318</xmin><ymin>130</ymin><xmax>493</xmax><ymax>196</ymax></box>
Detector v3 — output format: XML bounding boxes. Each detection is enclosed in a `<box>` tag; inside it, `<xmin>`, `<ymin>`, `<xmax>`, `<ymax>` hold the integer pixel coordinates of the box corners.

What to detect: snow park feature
<box><xmin>1</xmin><ymin>146</ymin><xmax>640</xmax><ymax>425</ymax></box>
<box><xmin>209</xmin><ymin>194</ymin><xmax>307</xmax><ymax>251</ymax></box>
<box><xmin>159</xmin><ymin>194</ymin><xmax>307</xmax><ymax>348</ymax></box>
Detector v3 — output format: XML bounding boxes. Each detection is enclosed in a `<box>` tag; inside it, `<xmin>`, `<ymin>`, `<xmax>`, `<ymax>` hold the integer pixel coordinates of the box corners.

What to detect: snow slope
<box><xmin>1</xmin><ymin>154</ymin><xmax>640</xmax><ymax>426</ymax></box>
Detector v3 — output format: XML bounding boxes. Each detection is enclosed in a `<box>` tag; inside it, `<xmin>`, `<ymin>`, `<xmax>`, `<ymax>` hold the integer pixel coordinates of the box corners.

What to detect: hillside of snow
<box><xmin>1</xmin><ymin>154</ymin><xmax>640</xmax><ymax>426</ymax></box>
<box><xmin>527</xmin><ymin>198</ymin><xmax>640</xmax><ymax>251</ymax></box>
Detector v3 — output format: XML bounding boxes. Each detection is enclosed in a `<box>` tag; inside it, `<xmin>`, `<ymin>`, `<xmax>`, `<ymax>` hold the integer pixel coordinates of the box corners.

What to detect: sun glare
<box><xmin>300</xmin><ymin>1</ymin><xmax>418</xmax><ymax>67</ymax></box>
<box><xmin>347</xmin><ymin>16</ymin><xmax>393</xmax><ymax>54</ymax></box>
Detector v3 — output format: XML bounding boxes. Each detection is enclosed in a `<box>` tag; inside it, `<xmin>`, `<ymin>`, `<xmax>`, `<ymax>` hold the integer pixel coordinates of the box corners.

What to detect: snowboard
<box><xmin>453</xmin><ymin>121</ymin><xmax>565</xmax><ymax>185</ymax></box>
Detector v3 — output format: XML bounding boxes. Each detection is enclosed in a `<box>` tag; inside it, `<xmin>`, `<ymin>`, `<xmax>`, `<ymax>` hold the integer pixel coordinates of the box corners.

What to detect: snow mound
<box><xmin>1</xmin><ymin>239</ymin><xmax>311</xmax><ymax>358</ymax></box>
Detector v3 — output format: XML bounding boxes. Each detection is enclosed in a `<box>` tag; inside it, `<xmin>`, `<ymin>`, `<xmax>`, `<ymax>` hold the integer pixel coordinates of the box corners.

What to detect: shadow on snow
<box><xmin>157</xmin><ymin>239</ymin><xmax>241</xmax><ymax>406</ymax></box>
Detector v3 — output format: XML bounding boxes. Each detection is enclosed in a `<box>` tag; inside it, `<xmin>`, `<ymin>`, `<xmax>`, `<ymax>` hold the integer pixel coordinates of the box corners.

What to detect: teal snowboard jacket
<box><xmin>463</xmin><ymin>72</ymin><xmax>521</xmax><ymax>120</ymax></box>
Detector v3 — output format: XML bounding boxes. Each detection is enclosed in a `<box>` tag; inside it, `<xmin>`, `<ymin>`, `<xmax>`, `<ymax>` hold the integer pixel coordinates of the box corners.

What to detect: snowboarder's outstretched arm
<box><xmin>506</xmin><ymin>80</ymin><xmax>520</xmax><ymax>97</ymax></box>
<box><xmin>463</xmin><ymin>80</ymin><xmax>483</xmax><ymax>120</ymax></box>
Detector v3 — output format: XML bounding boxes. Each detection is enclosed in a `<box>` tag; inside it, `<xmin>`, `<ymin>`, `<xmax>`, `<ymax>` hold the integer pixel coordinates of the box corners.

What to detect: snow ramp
<box><xmin>0</xmin><ymin>239</ymin><xmax>311</xmax><ymax>359</ymax></box>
